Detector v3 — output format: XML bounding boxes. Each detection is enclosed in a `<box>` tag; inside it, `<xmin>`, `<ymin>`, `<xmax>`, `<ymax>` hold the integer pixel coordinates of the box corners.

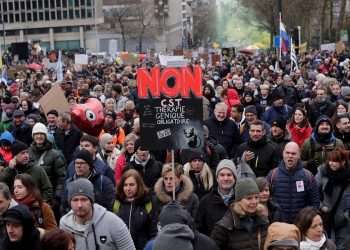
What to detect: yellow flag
<box><xmin>299</xmin><ymin>42</ymin><xmax>307</xmax><ymax>54</ymax></box>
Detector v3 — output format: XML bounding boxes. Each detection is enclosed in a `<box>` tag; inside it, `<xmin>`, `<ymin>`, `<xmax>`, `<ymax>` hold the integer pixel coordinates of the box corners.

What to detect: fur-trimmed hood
<box><xmin>217</xmin><ymin>201</ymin><xmax>268</xmax><ymax>231</ymax></box>
<box><xmin>154</xmin><ymin>174</ymin><xmax>194</xmax><ymax>204</ymax></box>
<box><xmin>183</xmin><ymin>162</ymin><xmax>214</xmax><ymax>191</ymax></box>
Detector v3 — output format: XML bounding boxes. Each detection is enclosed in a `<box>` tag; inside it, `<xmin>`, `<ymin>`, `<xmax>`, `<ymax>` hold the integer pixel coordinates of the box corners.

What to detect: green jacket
<box><xmin>29</xmin><ymin>140</ymin><xmax>66</xmax><ymax>197</ymax></box>
<box><xmin>0</xmin><ymin>162</ymin><xmax>53</xmax><ymax>201</ymax></box>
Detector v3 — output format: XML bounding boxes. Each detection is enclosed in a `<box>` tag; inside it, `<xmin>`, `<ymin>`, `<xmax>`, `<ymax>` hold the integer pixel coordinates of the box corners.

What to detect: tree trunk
<box><xmin>336</xmin><ymin>0</ymin><xmax>347</xmax><ymax>41</ymax></box>
<box><xmin>320</xmin><ymin>0</ymin><xmax>328</xmax><ymax>43</ymax></box>
<box><xmin>119</xmin><ymin>21</ymin><xmax>126</xmax><ymax>51</ymax></box>
<box><xmin>139</xmin><ymin>27</ymin><xmax>145</xmax><ymax>53</ymax></box>
<box><xmin>329</xmin><ymin>0</ymin><xmax>333</xmax><ymax>41</ymax></box>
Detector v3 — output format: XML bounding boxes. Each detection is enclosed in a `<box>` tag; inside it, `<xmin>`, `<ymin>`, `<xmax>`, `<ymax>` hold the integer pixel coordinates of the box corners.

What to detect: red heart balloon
<box><xmin>71</xmin><ymin>98</ymin><xmax>105</xmax><ymax>136</ymax></box>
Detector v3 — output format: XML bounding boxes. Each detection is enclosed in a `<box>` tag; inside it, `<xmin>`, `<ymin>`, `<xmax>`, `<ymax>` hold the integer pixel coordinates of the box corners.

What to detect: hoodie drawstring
<box><xmin>92</xmin><ymin>223</ymin><xmax>100</xmax><ymax>250</ymax></box>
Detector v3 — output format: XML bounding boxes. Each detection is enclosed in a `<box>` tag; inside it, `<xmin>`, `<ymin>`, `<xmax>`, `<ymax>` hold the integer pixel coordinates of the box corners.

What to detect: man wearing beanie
<box><xmin>65</xmin><ymin>134</ymin><xmax>115</xmax><ymax>185</ymax></box>
<box><xmin>125</xmin><ymin>138</ymin><xmax>162</xmax><ymax>189</ymax></box>
<box><xmin>270</xmin><ymin>118</ymin><xmax>291</xmax><ymax>162</ymax></box>
<box><xmin>262</xmin><ymin>89</ymin><xmax>293</xmax><ymax>126</ymax></box>
<box><xmin>60</xmin><ymin>178</ymin><xmax>135</xmax><ymax>250</ymax></box>
<box><xmin>62</xmin><ymin>149</ymin><xmax>115</xmax><ymax>212</ymax></box>
<box><xmin>1</xmin><ymin>204</ymin><xmax>41</xmax><ymax>250</ymax></box>
<box><xmin>144</xmin><ymin>201</ymin><xmax>218</xmax><ymax>250</ymax></box>
<box><xmin>29</xmin><ymin>122</ymin><xmax>66</xmax><ymax>215</ymax></box>
<box><xmin>301</xmin><ymin>115</ymin><xmax>344</xmax><ymax>175</ymax></box>
<box><xmin>196</xmin><ymin>159</ymin><xmax>237</xmax><ymax>236</ymax></box>
<box><xmin>97</xmin><ymin>133</ymin><xmax>121</xmax><ymax>170</ymax></box>
<box><xmin>211</xmin><ymin>178</ymin><xmax>269</xmax><ymax>250</ymax></box>
<box><xmin>8</xmin><ymin>109</ymin><xmax>33</xmax><ymax>146</ymax></box>
<box><xmin>0</xmin><ymin>140</ymin><xmax>53</xmax><ymax>201</ymax></box>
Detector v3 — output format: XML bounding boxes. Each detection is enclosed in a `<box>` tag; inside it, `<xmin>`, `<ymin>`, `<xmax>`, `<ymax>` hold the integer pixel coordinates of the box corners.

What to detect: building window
<box><xmin>56</xmin><ymin>0</ymin><xmax>61</xmax><ymax>7</ymax></box>
<box><xmin>3</xmin><ymin>15</ymin><xmax>8</xmax><ymax>23</ymax></box>
<box><xmin>21</xmin><ymin>1</ymin><xmax>25</xmax><ymax>9</ymax></box>
<box><xmin>57</xmin><ymin>10</ymin><xmax>62</xmax><ymax>19</ymax></box>
<box><xmin>69</xmin><ymin>9</ymin><xmax>74</xmax><ymax>19</ymax></box>
<box><xmin>75</xmin><ymin>10</ymin><xmax>80</xmax><ymax>18</ymax></box>
<box><xmin>33</xmin><ymin>12</ymin><xmax>38</xmax><ymax>21</ymax></box>
<box><xmin>9</xmin><ymin>14</ymin><xmax>14</xmax><ymax>23</ymax></box>
<box><xmin>51</xmin><ymin>11</ymin><xmax>56</xmax><ymax>19</ymax></box>
<box><xmin>87</xmin><ymin>9</ymin><xmax>92</xmax><ymax>17</ymax></box>
<box><xmin>9</xmin><ymin>2</ymin><xmax>13</xmax><ymax>10</ymax></box>
<box><xmin>75</xmin><ymin>0</ymin><xmax>79</xmax><ymax>7</ymax></box>
<box><xmin>39</xmin><ymin>12</ymin><xmax>44</xmax><ymax>20</ymax></box>
<box><xmin>45</xmin><ymin>11</ymin><xmax>50</xmax><ymax>20</ymax></box>
<box><xmin>27</xmin><ymin>13</ymin><xmax>32</xmax><ymax>21</ymax></box>
<box><xmin>44</xmin><ymin>1</ymin><xmax>49</xmax><ymax>8</ymax></box>
<box><xmin>63</xmin><ymin>11</ymin><xmax>68</xmax><ymax>19</ymax></box>
<box><xmin>51</xmin><ymin>0</ymin><xmax>55</xmax><ymax>8</ymax></box>
<box><xmin>32</xmin><ymin>1</ymin><xmax>37</xmax><ymax>8</ymax></box>
<box><xmin>14</xmin><ymin>1</ymin><xmax>19</xmax><ymax>9</ymax></box>
<box><xmin>63</xmin><ymin>0</ymin><xmax>67</xmax><ymax>7</ymax></box>
<box><xmin>3</xmin><ymin>3</ymin><xmax>7</xmax><ymax>11</ymax></box>
<box><xmin>38</xmin><ymin>1</ymin><xmax>43</xmax><ymax>8</ymax></box>
<box><xmin>81</xmin><ymin>9</ymin><xmax>85</xmax><ymax>18</ymax></box>
<box><xmin>15</xmin><ymin>14</ymin><xmax>20</xmax><ymax>22</ymax></box>
<box><xmin>21</xmin><ymin>13</ymin><xmax>26</xmax><ymax>22</ymax></box>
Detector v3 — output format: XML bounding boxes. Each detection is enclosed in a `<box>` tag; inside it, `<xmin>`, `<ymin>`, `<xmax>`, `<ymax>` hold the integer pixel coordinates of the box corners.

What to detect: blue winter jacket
<box><xmin>267</xmin><ymin>160</ymin><xmax>320</xmax><ymax>223</ymax></box>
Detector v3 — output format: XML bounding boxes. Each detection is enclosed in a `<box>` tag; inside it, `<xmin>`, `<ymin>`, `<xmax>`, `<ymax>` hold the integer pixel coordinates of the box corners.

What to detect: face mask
<box><xmin>213</xmin><ymin>76</ymin><xmax>219</xmax><ymax>81</ymax></box>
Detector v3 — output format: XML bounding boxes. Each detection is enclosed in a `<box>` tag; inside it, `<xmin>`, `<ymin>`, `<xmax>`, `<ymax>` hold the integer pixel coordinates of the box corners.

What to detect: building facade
<box><xmin>0</xmin><ymin>0</ymin><xmax>104</xmax><ymax>51</ymax></box>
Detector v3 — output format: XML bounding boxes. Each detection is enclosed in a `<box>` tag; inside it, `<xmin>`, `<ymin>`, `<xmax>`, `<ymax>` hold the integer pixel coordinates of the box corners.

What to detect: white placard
<box><xmin>74</xmin><ymin>54</ymin><xmax>89</xmax><ymax>65</ymax></box>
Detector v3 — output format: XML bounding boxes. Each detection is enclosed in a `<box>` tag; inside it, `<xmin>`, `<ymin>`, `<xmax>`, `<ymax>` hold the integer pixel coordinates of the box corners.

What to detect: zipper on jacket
<box><xmin>128</xmin><ymin>202</ymin><xmax>133</xmax><ymax>232</ymax></box>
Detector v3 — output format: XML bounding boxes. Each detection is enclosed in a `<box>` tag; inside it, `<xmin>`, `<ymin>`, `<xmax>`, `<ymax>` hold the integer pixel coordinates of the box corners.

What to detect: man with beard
<box><xmin>301</xmin><ymin>115</ymin><xmax>344</xmax><ymax>175</ymax></box>
<box><xmin>334</xmin><ymin>114</ymin><xmax>350</xmax><ymax>149</ymax></box>
<box><xmin>232</xmin><ymin>74</ymin><xmax>244</xmax><ymax>96</ymax></box>
<box><xmin>101</xmin><ymin>111</ymin><xmax>125</xmax><ymax>149</ymax></box>
<box><xmin>122</xmin><ymin>100</ymin><xmax>136</xmax><ymax>135</ymax></box>
<box><xmin>235</xmin><ymin>120</ymin><xmax>279</xmax><ymax>177</ymax></box>
<box><xmin>306</xmin><ymin>87</ymin><xmax>336</xmax><ymax>127</ymax></box>
<box><xmin>270</xmin><ymin>118</ymin><xmax>291</xmax><ymax>162</ymax></box>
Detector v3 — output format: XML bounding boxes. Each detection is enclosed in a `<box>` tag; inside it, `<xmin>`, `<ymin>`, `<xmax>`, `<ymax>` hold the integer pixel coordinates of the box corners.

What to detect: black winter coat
<box><xmin>9</xmin><ymin>122</ymin><xmax>32</xmax><ymax>146</ymax></box>
<box><xmin>196</xmin><ymin>187</ymin><xmax>234</xmax><ymax>236</ymax></box>
<box><xmin>307</xmin><ymin>100</ymin><xmax>336</xmax><ymax>127</ymax></box>
<box><xmin>235</xmin><ymin>136</ymin><xmax>279</xmax><ymax>177</ymax></box>
<box><xmin>204</xmin><ymin>117</ymin><xmax>241</xmax><ymax>157</ymax></box>
<box><xmin>62</xmin><ymin>171</ymin><xmax>115</xmax><ymax>212</ymax></box>
<box><xmin>126</xmin><ymin>156</ymin><xmax>162</xmax><ymax>189</ymax></box>
<box><xmin>114</xmin><ymin>196</ymin><xmax>158</xmax><ymax>250</ymax></box>
<box><xmin>211</xmin><ymin>202</ymin><xmax>268</xmax><ymax>250</ymax></box>
<box><xmin>54</xmin><ymin>125</ymin><xmax>82</xmax><ymax>163</ymax></box>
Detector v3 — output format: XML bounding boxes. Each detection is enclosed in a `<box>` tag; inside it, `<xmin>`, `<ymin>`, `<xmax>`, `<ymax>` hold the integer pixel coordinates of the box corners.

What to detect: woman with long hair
<box><xmin>315</xmin><ymin>149</ymin><xmax>350</xmax><ymax>250</ymax></box>
<box><xmin>113</xmin><ymin>169</ymin><xmax>157</xmax><ymax>250</ymax></box>
<box><xmin>287</xmin><ymin>106</ymin><xmax>312</xmax><ymax>147</ymax></box>
<box><xmin>114</xmin><ymin>133</ymin><xmax>138</xmax><ymax>184</ymax></box>
<box><xmin>295</xmin><ymin>207</ymin><xmax>336</xmax><ymax>250</ymax></box>
<box><xmin>13</xmin><ymin>174</ymin><xmax>57</xmax><ymax>232</ymax></box>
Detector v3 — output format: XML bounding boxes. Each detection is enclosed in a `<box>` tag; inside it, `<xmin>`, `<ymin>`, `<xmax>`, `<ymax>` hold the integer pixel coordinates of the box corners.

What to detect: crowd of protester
<box><xmin>0</xmin><ymin>49</ymin><xmax>350</xmax><ymax>250</ymax></box>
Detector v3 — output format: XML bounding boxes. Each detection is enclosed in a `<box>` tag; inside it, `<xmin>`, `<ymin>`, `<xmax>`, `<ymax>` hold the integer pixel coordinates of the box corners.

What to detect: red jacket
<box><xmin>224</xmin><ymin>89</ymin><xmax>240</xmax><ymax>116</ymax></box>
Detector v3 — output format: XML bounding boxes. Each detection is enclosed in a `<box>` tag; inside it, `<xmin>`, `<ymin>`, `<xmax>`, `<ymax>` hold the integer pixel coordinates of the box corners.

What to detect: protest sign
<box><xmin>336</xmin><ymin>41</ymin><xmax>345</xmax><ymax>54</ymax></box>
<box><xmin>39</xmin><ymin>84</ymin><xmax>70</xmax><ymax>117</ymax></box>
<box><xmin>137</xmin><ymin>66</ymin><xmax>204</xmax><ymax>150</ymax></box>
<box><xmin>74</xmin><ymin>54</ymin><xmax>89</xmax><ymax>65</ymax></box>
<box><xmin>159</xmin><ymin>55</ymin><xmax>189</xmax><ymax>67</ymax></box>
<box><xmin>320</xmin><ymin>43</ymin><xmax>336</xmax><ymax>52</ymax></box>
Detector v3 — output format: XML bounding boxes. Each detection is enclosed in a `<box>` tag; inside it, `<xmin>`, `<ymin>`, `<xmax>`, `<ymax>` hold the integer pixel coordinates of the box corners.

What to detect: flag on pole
<box><xmin>56</xmin><ymin>50</ymin><xmax>63</xmax><ymax>81</ymax></box>
<box><xmin>290</xmin><ymin>38</ymin><xmax>298</xmax><ymax>73</ymax></box>
<box><xmin>280</xmin><ymin>21</ymin><xmax>289</xmax><ymax>54</ymax></box>
<box><xmin>0</xmin><ymin>65</ymin><xmax>8</xmax><ymax>86</ymax></box>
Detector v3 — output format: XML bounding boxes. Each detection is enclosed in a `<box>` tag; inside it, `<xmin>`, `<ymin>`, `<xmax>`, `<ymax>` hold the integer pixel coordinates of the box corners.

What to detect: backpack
<box><xmin>112</xmin><ymin>199</ymin><xmax>153</xmax><ymax>214</ymax></box>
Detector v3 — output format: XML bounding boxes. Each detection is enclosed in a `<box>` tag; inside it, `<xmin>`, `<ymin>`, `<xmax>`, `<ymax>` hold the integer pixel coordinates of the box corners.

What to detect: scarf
<box><xmin>324</xmin><ymin>167</ymin><xmax>350</xmax><ymax>195</ymax></box>
<box><xmin>311</xmin><ymin>131</ymin><xmax>335</xmax><ymax>145</ymax></box>
<box><xmin>15</xmin><ymin>193</ymin><xmax>37</xmax><ymax>207</ymax></box>
<box><xmin>218</xmin><ymin>188</ymin><xmax>234</xmax><ymax>205</ymax></box>
<box><xmin>300</xmin><ymin>234</ymin><xmax>326</xmax><ymax>250</ymax></box>
<box><xmin>133</xmin><ymin>153</ymin><xmax>151</xmax><ymax>167</ymax></box>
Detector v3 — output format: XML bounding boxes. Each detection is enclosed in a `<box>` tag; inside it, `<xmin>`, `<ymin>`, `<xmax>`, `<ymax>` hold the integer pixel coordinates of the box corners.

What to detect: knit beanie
<box><xmin>153</xmin><ymin>223</ymin><xmax>194</xmax><ymax>250</ymax></box>
<box><xmin>235</xmin><ymin>178</ymin><xmax>259</xmax><ymax>201</ymax></box>
<box><xmin>32</xmin><ymin>122</ymin><xmax>48</xmax><ymax>138</ymax></box>
<box><xmin>245</xmin><ymin>105</ymin><xmax>257</xmax><ymax>115</ymax></box>
<box><xmin>188</xmin><ymin>149</ymin><xmax>204</xmax><ymax>162</ymax></box>
<box><xmin>216</xmin><ymin>159</ymin><xmax>237</xmax><ymax>180</ymax></box>
<box><xmin>75</xmin><ymin>149</ymin><xmax>94</xmax><ymax>169</ymax></box>
<box><xmin>67</xmin><ymin>178</ymin><xmax>95</xmax><ymax>203</ymax></box>
<box><xmin>159</xmin><ymin>201</ymin><xmax>193</xmax><ymax>228</ymax></box>
<box><xmin>271</xmin><ymin>118</ymin><xmax>287</xmax><ymax>131</ymax></box>
<box><xmin>99</xmin><ymin>133</ymin><xmax>113</xmax><ymax>149</ymax></box>
<box><xmin>341</xmin><ymin>86</ymin><xmax>350</xmax><ymax>97</ymax></box>
<box><xmin>11</xmin><ymin>141</ymin><xmax>28</xmax><ymax>156</ymax></box>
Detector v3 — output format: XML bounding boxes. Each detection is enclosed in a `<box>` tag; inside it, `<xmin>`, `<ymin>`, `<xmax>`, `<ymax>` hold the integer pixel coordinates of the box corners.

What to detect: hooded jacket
<box><xmin>301</xmin><ymin>116</ymin><xmax>344</xmax><ymax>175</ymax></box>
<box><xmin>60</xmin><ymin>203</ymin><xmax>135</xmax><ymax>250</ymax></box>
<box><xmin>2</xmin><ymin>205</ymin><xmax>42</xmax><ymax>250</ymax></box>
<box><xmin>211</xmin><ymin>202</ymin><xmax>269</xmax><ymax>250</ymax></box>
<box><xmin>29</xmin><ymin>139</ymin><xmax>66</xmax><ymax>197</ymax></box>
<box><xmin>183</xmin><ymin>162</ymin><xmax>214</xmax><ymax>199</ymax></box>
<box><xmin>0</xmin><ymin>162</ymin><xmax>53</xmax><ymax>201</ymax></box>
<box><xmin>153</xmin><ymin>175</ymin><xmax>199</xmax><ymax>218</ymax></box>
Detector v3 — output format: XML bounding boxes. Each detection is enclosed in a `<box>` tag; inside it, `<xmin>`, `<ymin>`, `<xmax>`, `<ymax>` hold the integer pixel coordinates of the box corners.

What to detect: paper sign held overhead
<box><xmin>74</xmin><ymin>54</ymin><xmax>89</xmax><ymax>65</ymax></box>
<box><xmin>39</xmin><ymin>84</ymin><xmax>70</xmax><ymax>117</ymax></box>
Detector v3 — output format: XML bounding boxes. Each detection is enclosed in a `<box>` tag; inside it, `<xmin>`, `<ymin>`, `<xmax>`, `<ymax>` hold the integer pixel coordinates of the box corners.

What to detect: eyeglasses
<box><xmin>75</xmin><ymin>161</ymin><xmax>88</xmax><ymax>166</ymax></box>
